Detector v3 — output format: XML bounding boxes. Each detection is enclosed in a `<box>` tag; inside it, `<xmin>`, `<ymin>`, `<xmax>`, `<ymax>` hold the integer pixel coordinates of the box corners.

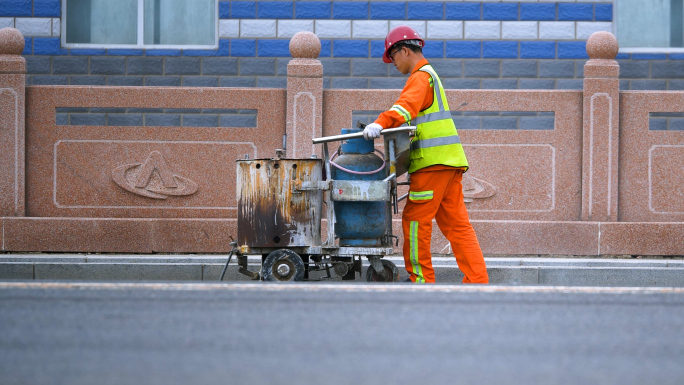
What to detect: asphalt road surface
<box><xmin>1</xmin><ymin>282</ymin><xmax>684</xmax><ymax>385</ymax></box>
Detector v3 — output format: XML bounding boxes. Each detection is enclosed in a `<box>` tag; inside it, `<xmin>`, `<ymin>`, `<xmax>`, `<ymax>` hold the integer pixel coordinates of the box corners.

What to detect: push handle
<box><xmin>312</xmin><ymin>131</ymin><xmax>364</xmax><ymax>144</ymax></box>
<box><xmin>312</xmin><ymin>126</ymin><xmax>416</xmax><ymax>145</ymax></box>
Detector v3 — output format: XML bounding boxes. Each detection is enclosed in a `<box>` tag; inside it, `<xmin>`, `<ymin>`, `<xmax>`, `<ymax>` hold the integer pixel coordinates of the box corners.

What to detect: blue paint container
<box><xmin>331</xmin><ymin>128</ymin><xmax>388</xmax><ymax>246</ymax></box>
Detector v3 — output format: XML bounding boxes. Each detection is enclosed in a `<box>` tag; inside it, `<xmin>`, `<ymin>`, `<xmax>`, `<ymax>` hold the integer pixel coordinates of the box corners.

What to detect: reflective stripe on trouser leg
<box><xmin>409</xmin><ymin>190</ymin><xmax>433</xmax><ymax>201</ymax></box>
<box><xmin>409</xmin><ymin>221</ymin><xmax>425</xmax><ymax>283</ymax></box>
<box><xmin>402</xmin><ymin>171</ymin><xmax>443</xmax><ymax>283</ymax></box>
<box><xmin>402</xmin><ymin>217</ymin><xmax>435</xmax><ymax>283</ymax></box>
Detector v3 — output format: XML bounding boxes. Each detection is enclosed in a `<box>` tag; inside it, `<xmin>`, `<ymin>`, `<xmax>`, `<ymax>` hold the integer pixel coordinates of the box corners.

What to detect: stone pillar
<box><xmin>286</xmin><ymin>32</ymin><xmax>323</xmax><ymax>158</ymax></box>
<box><xmin>0</xmin><ymin>28</ymin><xmax>26</xmax><ymax>217</ymax></box>
<box><xmin>581</xmin><ymin>32</ymin><xmax>620</xmax><ymax>222</ymax></box>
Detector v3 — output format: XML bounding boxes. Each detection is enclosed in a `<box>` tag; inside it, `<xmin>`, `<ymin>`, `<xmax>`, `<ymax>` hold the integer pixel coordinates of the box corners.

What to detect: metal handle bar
<box><xmin>380</xmin><ymin>126</ymin><xmax>416</xmax><ymax>135</ymax></box>
<box><xmin>312</xmin><ymin>126</ymin><xmax>416</xmax><ymax>145</ymax></box>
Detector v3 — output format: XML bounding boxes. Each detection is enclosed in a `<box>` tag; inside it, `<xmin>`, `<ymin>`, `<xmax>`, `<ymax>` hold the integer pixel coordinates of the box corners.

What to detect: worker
<box><xmin>363</xmin><ymin>25</ymin><xmax>489</xmax><ymax>284</ymax></box>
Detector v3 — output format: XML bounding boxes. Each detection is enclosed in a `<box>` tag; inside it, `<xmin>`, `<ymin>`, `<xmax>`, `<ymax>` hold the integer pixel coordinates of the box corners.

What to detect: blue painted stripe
<box><xmin>19</xmin><ymin>36</ymin><xmax>678</xmax><ymax>62</ymax></box>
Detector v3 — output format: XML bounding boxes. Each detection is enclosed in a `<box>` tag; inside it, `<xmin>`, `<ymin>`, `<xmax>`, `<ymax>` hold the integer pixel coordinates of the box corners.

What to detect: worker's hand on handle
<box><xmin>363</xmin><ymin>123</ymin><xmax>383</xmax><ymax>140</ymax></box>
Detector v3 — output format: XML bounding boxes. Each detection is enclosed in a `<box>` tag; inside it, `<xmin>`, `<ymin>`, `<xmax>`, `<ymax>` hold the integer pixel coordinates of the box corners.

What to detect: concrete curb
<box><xmin>2</xmin><ymin>254</ymin><xmax>684</xmax><ymax>287</ymax></box>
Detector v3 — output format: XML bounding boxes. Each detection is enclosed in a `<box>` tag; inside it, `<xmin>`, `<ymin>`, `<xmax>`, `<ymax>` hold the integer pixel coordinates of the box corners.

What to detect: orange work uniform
<box><xmin>375</xmin><ymin>59</ymin><xmax>489</xmax><ymax>284</ymax></box>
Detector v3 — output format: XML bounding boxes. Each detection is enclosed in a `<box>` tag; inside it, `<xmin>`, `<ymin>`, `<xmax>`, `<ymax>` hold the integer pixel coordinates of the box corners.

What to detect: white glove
<box><xmin>363</xmin><ymin>123</ymin><xmax>382</xmax><ymax>140</ymax></box>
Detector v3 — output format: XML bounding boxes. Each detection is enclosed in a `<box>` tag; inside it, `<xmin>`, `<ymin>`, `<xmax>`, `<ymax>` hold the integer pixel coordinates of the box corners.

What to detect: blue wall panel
<box><xmin>520</xmin><ymin>3</ymin><xmax>555</xmax><ymax>21</ymax></box>
<box><xmin>370</xmin><ymin>2</ymin><xmax>405</xmax><ymax>20</ymax></box>
<box><xmin>483</xmin><ymin>3</ymin><xmax>518</xmax><ymax>21</ymax></box>
<box><xmin>408</xmin><ymin>2</ymin><xmax>443</xmax><ymax>20</ymax></box>
<box><xmin>333</xmin><ymin>2</ymin><xmax>368</xmax><ymax>19</ymax></box>
<box><xmin>594</xmin><ymin>4</ymin><xmax>613</xmax><ymax>22</ymax></box>
<box><xmin>296</xmin><ymin>1</ymin><xmax>331</xmax><ymax>19</ymax></box>
<box><xmin>446</xmin><ymin>41</ymin><xmax>481</xmax><ymax>58</ymax></box>
<box><xmin>520</xmin><ymin>41</ymin><xmax>556</xmax><ymax>59</ymax></box>
<box><xmin>34</xmin><ymin>0</ymin><xmax>61</xmax><ymax>17</ymax></box>
<box><xmin>334</xmin><ymin>40</ymin><xmax>368</xmax><ymax>57</ymax></box>
<box><xmin>258</xmin><ymin>2</ymin><xmax>294</xmax><ymax>19</ymax></box>
<box><xmin>0</xmin><ymin>0</ymin><xmax>31</xmax><ymax>17</ymax></box>
<box><xmin>231</xmin><ymin>39</ymin><xmax>257</xmax><ymax>56</ymax></box>
<box><xmin>558</xmin><ymin>3</ymin><xmax>593</xmax><ymax>21</ymax></box>
<box><xmin>445</xmin><ymin>3</ymin><xmax>481</xmax><ymax>21</ymax></box>
<box><xmin>483</xmin><ymin>41</ymin><xmax>518</xmax><ymax>58</ymax></box>
<box><xmin>231</xmin><ymin>1</ymin><xmax>256</xmax><ymax>18</ymax></box>
<box><xmin>558</xmin><ymin>41</ymin><xmax>589</xmax><ymax>59</ymax></box>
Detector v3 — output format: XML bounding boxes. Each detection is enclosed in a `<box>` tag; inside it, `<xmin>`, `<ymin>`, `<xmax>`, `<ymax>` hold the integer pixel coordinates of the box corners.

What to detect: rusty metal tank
<box><xmin>237</xmin><ymin>158</ymin><xmax>323</xmax><ymax>248</ymax></box>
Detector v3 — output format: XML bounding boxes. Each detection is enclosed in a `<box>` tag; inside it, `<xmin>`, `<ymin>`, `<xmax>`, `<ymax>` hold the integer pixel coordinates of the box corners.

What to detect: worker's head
<box><xmin>382</xmin><ymin>25</ymin><xmax>425</xmax><ymax>64</ymax></box>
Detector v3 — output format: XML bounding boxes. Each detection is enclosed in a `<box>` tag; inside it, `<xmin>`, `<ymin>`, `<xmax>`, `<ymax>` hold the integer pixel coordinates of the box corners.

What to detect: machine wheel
<box><xmin>262</xmin><ymin>249</ymin><xmax>305</xmax><ymax>282</ymax></box>
<box><xmin>366</xmin><ymin>259</ymin><xmax>399</xmax><ymax>282</ymax></box>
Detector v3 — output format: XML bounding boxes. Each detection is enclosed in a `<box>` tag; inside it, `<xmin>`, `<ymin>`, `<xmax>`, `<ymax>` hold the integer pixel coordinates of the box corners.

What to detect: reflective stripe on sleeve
<box><xmin>390</xmin><ymin>105</ymin><xmax>412</xmax><ymax>125</ymax></box>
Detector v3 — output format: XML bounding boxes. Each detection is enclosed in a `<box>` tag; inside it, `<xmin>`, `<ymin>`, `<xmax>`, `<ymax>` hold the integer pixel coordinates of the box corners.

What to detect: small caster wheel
<box><xmin>366</xmin><ymin>259</ymin><xmax>399</xmax><ymax>282</ymax></box>
<box><xmin>262</xmin><ymin>249</ymin><xmax>305</xmax><ymax>282</ymax></box>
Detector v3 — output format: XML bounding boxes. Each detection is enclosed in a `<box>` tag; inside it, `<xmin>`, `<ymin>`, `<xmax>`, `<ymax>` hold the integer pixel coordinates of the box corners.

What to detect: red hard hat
<box><xmin>383</xmin><ymin>25</ymin><xmax>425</xmax><ymax>63</ymax></box>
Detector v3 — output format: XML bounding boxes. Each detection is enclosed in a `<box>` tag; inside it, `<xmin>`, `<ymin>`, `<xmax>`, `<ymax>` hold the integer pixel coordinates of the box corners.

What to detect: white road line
<box><xmin>0</xmin><ymin>281</ymin><xmax>683</xmax><ymax>295</ymax></box>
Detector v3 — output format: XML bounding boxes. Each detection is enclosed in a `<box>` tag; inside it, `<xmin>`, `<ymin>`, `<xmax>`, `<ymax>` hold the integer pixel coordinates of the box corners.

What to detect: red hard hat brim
<box><xmin>382</xmin><ymin>50</ymin><xmax>392</xmax><ymax>64</ymax></box>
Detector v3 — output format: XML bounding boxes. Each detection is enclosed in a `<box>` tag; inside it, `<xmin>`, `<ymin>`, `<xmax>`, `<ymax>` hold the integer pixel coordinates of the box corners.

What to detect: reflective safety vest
<box><xmin>406</xmin><ymin>64</ymin><xmax>468</xmax><ymax>174</ymax></box>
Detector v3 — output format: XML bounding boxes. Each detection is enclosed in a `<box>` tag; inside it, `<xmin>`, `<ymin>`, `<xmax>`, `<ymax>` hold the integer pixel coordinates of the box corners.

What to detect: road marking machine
<box><xmin>221</xmin><ymin>125</ymin><xmax>415</xmax><ymax>282</ymax></box>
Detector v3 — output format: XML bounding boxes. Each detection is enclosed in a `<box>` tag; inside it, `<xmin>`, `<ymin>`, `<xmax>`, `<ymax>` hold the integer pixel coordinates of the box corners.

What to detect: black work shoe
<box><xmin>402</xmin><ymin>278</ymin><xmax>412</xmax><ymax>283</ymax></box>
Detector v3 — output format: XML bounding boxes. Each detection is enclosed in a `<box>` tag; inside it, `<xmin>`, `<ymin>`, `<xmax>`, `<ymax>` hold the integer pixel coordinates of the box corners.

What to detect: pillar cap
<box><xmin>0</xmin><ymin>28</ymin><xmax>25</xmax><ymax>55</ymax></box>
<box><xmin>289</xmin><ymin>31</ymin><xmax>320</xmax><ymax>59</ymax></box>
<box><xmin>586</xmin><ymin>31</ymin><xmax>619</xmax><ymax>60</ymax></box>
